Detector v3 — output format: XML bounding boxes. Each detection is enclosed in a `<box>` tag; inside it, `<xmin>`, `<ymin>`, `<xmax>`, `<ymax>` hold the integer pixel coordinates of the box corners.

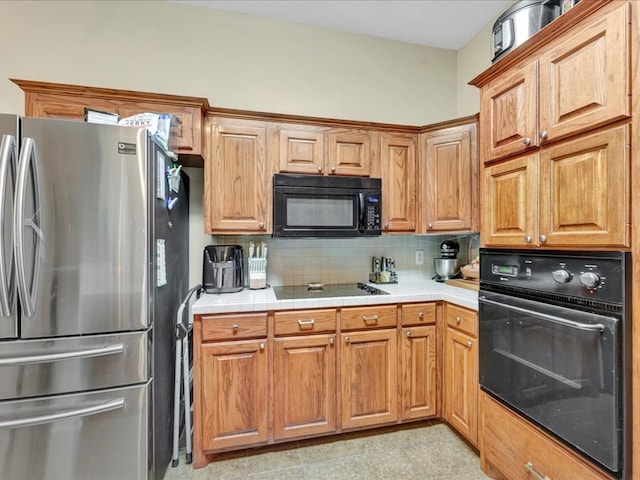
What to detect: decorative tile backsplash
<box><xmin>208</xmin><ymin>233</ymin><xmax>479</xmax><ymax>287</ymax></box>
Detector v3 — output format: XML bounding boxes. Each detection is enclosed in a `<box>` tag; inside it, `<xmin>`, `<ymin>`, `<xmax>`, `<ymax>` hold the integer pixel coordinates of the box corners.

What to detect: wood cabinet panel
<box><xmin>539</xmin><ymin>125</ymin><xmax>629</xmax><ymax>247</ymax></box>
<box><xmin>445</xmin><ymin>303</ymin><xmax>478</xmax><ymax>336</ymax></box>
<box><xmin>277</xmin><ymin>125</ymin><xmax>325</xmax><ymax>174</ymax></box>
<box><xmin>340</xmin><ymin>305</ymin><xmax>397</xmax><ymax>331</ymax></box>
<box><xmin>340</xmin><ymin>329</ymin><xmax>398</xmax><ymax>429</ymax></box>
<box><xmin>401</xmin><ymin>303</ymin><xmax>436</xmax><ymax>327</ymax></box>
<box><xmin>483</xmin><ymin>154</ymin><xmax>539</xmax><ymax>247</ymax></box>
<box><xmin>201</xmin><ymin>312</ymin><xmax>268</xmax><ymax>341</ymax></box>
<box><xmin>421</xmin><ymin>121</ymin><xmax>478</xmax><ymax>233</ymax></box>
<box><xmin>400</xmin><ymin>325</ymin><xmax>437</xmax><ymax>421</ymax></box>
<box><xmin>204</xmin><ymin>118</ymin><xmax>270</xmax><ymax>233</ymax></box>
<box><xmin>327</xmin><ymin>130</ymin><xmax>372</xmax><ymax>176</ymax></box>
<box><xmin>481</xmin><ymin>392</ymin><xmax>611</xmax><ymax>480</ymax></box>
<box><xmin>200</xmin><ymin>339</ymin><xmax>268</xmax><ymax>451</ymax></box>
<box><xmin>274</xmin><ymin>309</ymin><xmax>337</xmax><ymax>336</ymax></box>
<box><xmin>380</xmin><ymin>133</ymin><xmax>416</xmax><ymax>232</ymax></box>
<box><xmin>273</xmin><ymin>334</ymin><xmax>337</xmax><ymax>440</ymax></box>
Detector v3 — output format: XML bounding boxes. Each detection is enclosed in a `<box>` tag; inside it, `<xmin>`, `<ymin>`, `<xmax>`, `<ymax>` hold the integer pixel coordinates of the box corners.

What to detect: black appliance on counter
<box><xmin>433</xmin><ymin>239</ymin><xmax>461</xmax><ymax>282</ymax></box>
<box><xmin>203</xmin><ymin>245</ymin><xmax>245</xmax><ymax>293</ymax></box>
<box><xmin>478</xmin><ymin>248</ymin><xmax>630</xmax><ymax>478</ymax></box>
<box><xmin>273</xmin><ymin>173</ymin><xmax>382</xmax><ymax>238</ymax></box>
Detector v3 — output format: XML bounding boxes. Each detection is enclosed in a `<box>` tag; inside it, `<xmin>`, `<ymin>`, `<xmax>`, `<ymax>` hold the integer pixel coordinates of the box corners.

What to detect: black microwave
<box><xmin>273</xmin><ymin>173</ymin><xmax>382</xmax><ymax>238</ymax></box>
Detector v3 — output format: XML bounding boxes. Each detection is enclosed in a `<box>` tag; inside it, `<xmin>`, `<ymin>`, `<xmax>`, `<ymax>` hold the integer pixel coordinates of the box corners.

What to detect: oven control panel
<box><xmin>479</xmin><ymin>249</ymin><xmax>628</xmax><ymax>304</ymax></box>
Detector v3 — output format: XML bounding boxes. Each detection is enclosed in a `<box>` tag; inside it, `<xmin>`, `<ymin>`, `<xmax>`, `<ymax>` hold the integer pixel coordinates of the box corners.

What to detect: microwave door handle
<box><xmin>358</xmin><ymin>192</ymin><xmax>365</xmax><ymax>232</ymax></box>
<box><xmin>479</xmin><ymin>296</ymin><xmax>607</xmax><ymax>333</ymax></box>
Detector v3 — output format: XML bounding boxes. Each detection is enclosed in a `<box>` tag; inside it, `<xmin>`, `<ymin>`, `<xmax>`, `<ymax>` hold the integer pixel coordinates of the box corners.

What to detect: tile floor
<box><xmin>163</xmin><ymin>420</ymin><xmax>491</xmax><ymax>480</ymax></box>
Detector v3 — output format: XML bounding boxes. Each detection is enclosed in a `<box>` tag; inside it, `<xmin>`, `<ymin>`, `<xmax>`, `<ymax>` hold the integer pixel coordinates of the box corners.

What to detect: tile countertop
<box><xmin>191</xmin><ymin>279</ymin><xmax>478</xmax><ymax>316</ymax></box>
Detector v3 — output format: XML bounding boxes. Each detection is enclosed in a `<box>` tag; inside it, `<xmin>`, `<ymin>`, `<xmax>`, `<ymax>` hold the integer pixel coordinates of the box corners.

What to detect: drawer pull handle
<box><xmin>259</xmin><ymin>343</ymin><xmax>265</xmax><ymax>350</ymax></box>
<box><xmin>362</xmin><ymin>315</ymin><xmax>379</xmax><ymax>324</ymax></box>
<box><xmin>455</xmin><ymin>316</ymin><xmax>461</xmax><ymax>324</ymax></box>
<box><xmin>466</xmin><ymin>341</ymin><xmax>472</xmax><ymax>348</ymax></box>
<box><xmin>525</xmin><ymin>462</ymin><xmax>550</xmax><ymax>480</ymax></box>
<box><xmin>345</xmin><ymin>336</ymin><xmax>350</xmax><ymax>344</ymax></box>
<box><xmin>232</xmin><ymin>324</ymin><xmax>239</xmax><ymax>331</ymax></box>
<box><xmin>406</xmin><ymin>330</ymin><xmax>412</xmax><ymax>337</ymax></box>
<box><xmin>298</xmin><ymin>319</ymin><xmax>315</xmax><ymax>327</ymax></box>
<box><xmin>418</xmin><ymin>312</ymin><xmax>424</xmax><ymax>319</ymax></box>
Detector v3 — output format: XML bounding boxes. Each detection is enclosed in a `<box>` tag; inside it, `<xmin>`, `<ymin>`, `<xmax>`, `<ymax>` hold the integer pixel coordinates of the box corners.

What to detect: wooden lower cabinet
<box><xmin>273</xmin><ymin>334</ymin><xmax>337</xmax><ymax>440</ymax></box>
<box><xmin>340</xmin><ymin>328</ymin><xmax>398</xmax><ymax>429</ymax></box>
<box><xmin>200</xmin><ymin>339</ymin><xmax>269</xmax><ymax>451</ymax></box>
<box><xmin>443</xmin><ymin>304</ymin><xmax>478</xmax><ymax>447</ymax></box>
<box><xmin>400</xmin><ymin>325</ymin><xmax>437</xmax><ymax>420</ymax></box>
<box><xmin>481</xmin><ymin>392</ymin><xmax>612</xmax><ymax>480</ymax></box>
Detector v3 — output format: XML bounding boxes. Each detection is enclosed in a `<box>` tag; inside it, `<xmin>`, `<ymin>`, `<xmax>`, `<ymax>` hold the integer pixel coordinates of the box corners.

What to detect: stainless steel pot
<box><xmin>435</xmin><ymin>258</ymin><xmax>460</xmax><ymax>279</ymax></box>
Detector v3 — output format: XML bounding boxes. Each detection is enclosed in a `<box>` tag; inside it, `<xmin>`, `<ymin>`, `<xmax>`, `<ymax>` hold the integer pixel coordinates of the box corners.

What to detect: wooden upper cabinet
<box><xmin>277</xmin><ymin>124</ymin><xmax>326</xmax><ymax>174</ymax></box>
<box><xmin>204</xmin><ymin>117</ymin><xmax>270</xmax><ymax>233</ymax></box>
<box><xmin>483</xmin><ymin>154</ymin><xmax>539</xmax><ymax>247</ymax></box>
<box><xmin>477</xmin><ymin>2</ymin><xmax>630</xmax><ymax>163</ymax></box>
<box><xmin>420</xmin><ymin>120</ymin><xmax>478</xmax><ymax>233</ymax></box>
<box><xmin>480</xmin><ymin>63</ymin><xmax>538</xmax><ymax>162</ymax></box>
<box><xmin>327</xmin><ymin>129</ymin><xmax>373</xmax><ymax>176</ymax></box>
<box><xmin>538</xmin><ymin>3</ymin><xmax>630</xmax><ymax>141</ymax></box>
<box><xmin>539</xmin><ymin>125</ymin><xmax>629</xmax><ymax>247</ymax></box>
<box><xmin>380</xmin><ymin>133</ymin><xmax>417</xmax><ymax>232</ymax></box>
<box><xmin>11</xmin><ymin>79</ymin><xmax>208</xmax><ymax>164</ymax></box>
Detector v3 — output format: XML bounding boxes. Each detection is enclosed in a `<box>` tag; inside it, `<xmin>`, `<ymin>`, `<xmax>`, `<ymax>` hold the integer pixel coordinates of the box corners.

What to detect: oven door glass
<box><xmin>479</xmin><ymin>290</ymin><xmax>622</xmax><ymax>474</ymax></box>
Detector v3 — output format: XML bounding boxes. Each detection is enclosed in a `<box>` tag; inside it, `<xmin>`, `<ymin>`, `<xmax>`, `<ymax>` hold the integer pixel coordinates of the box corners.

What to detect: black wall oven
<box><xmin>479</xmin><ymin>249</ymin><xmax>630</xmax><ymax>478</ymax></box>
<box><xmin>273</xmin><ymin>173</ymin><xmax>381</xmax><ymax>238</ymax></box>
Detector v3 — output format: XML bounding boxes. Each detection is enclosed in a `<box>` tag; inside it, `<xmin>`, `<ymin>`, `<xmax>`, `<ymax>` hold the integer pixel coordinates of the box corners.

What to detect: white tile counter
<box><xmin>191</xmin><ymin>279</ymin><xmax>478</xmax><ymax>315</ymax></box>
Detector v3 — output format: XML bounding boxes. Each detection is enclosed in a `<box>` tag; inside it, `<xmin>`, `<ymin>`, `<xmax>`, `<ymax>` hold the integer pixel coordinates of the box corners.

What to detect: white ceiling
<box><xmin>174</xmin><ymin>0</ymin><xmax>513</xmax><ymax>50</ymax></box>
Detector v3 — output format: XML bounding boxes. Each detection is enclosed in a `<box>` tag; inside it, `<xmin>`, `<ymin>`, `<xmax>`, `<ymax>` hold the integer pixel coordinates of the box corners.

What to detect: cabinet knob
<box><xmin>418</xmin><ymin>312</ymin><xmax>424</xmax><ymax>319</ymax></box>
<box><xmin>232</xmin><ymin>324</ymin><xmax>239</xmax><ymax>331</ymax></box>
<box><xmin>466</xmin><ymin>341</ymin><xmax>472</xmax><ymax>348</ymax></box>
<box><xmin>539</xmin><ymin>235</ymin><xmax>547</xmax><ymax>244</ymax></box>
<box><xmin>331</xmin><ymin>166</ymin><xmax>336</xmax><ymax>173</ymax></box>
<box><xmin>455</xmin><ymin>316</ymin><xmax>461</xmax><ymax>324</ymax></box>
<box><xmin>260</xmin><ymin>343</ymin><xmax>265</xmax><ymax>350</ymax></box>
<box><xmin>428</xmin><ymin>223</ymin><xmax>433</xmax><ymax>230</ymax></box>
<box><xmin>329</xmin><ymin>337</ymin><xmax>335</xmax><ymax>345</ymax></box>
<box><xmin>318</xmin><ymin>166</ymin><xmax>322</xmax><ymax>172</ymax></box>
<box><xmin>406</xmin><ymin>330</ymin><xmax>412</xmax><ymax>337</ymax></box>
<box><xmin>539</xmin><ymin>131</ymin><xmax>548</xmax><ymax>140</ymax></box>
<box><xmin>523</xmin><ymin>137</ymin><xmax>531</xmax><ymax>146</ymax></box>
<box><xmin>345</xmin><ymin>336</ymin><xmax>350</xmax><ymax>344</ymax></box>
<box><xmin>384</xmin><ymin>223</ymin><xmax>389</xmax><ymax>229</ymax></box>
<box><xmin>525</xmin><ymin>235</ymin><xmax>532</xmax><ymax>243</ymax></box>
<box><xmin>259</xmin><ymin>222</ymin><xmax>265</xmax><ymax>230</ymax></box>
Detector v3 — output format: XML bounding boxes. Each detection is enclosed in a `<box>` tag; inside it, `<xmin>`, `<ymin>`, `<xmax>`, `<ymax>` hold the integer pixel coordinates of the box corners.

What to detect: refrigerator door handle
<box><xmin>0</xmin><ymin>343</ymin><xmax>125</xmax><ymax>366</ymax></box>
<box><xmin>14</xmin><ymin>137</ymin><xmax>42</xmax><ymax>318</ymax></box>
<box><xmin>0</xmin><ymin>134</ymin><xmax>16</xmax><ymax>317</ymax></box>
<box><xmin>0</xmin><ymin>398</ymin><xmax>125</xmax><ymax>429</ymax></box>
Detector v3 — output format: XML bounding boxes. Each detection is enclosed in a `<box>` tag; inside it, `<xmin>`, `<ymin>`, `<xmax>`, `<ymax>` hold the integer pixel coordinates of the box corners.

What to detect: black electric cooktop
<box><xmin>272</xmin><ymin>282</ymin><xmax>389</xmax><ymax>300</ymax></box>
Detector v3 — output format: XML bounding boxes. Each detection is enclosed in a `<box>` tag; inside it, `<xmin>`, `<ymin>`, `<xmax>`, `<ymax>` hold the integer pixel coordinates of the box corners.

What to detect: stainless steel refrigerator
<box><xmin>0</xmin><ymin>114</ymin><xmax>189</xmax><ymax>480</ymax></box>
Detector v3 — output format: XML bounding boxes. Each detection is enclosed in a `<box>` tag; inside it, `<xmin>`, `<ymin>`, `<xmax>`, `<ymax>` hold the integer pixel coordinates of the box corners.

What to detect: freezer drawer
<box><xmin>0</xmin><ymin>382</ymin><xmax>150</xmax><ymax>480</ymax></box>
<box><xmin>0</xmin><ymin>331</ymin><xmax>148</xmax><ymax>401</ymax></box>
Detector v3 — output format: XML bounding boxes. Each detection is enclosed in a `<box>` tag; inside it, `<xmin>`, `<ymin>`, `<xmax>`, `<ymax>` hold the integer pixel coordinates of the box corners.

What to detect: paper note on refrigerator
<box><xmin>156</xmin><ymin>239</ymin><xmax>167</xmax><ymax>287</ymax></box>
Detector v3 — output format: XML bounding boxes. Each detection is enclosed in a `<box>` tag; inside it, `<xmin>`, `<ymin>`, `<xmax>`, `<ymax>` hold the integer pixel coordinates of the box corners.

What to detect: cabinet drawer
<box><xmin>482</xmin><ymin>393</ymin><xmax>609</xmax><ymax>480</ymax></box>
<box><xmin>340</xmin><ymin>305</ymin><xmax>397</xmax><ymax>331</ymax></box>
<box><xmin>274</xmin><ymin>309</ymin><xmax>337</xmax><ymax>335</ymax></box>
<box><xmin>200</xmin><ymin>313</ymin><xmax>268</xmax><ymax>341</ymax></box>
<box><xmin>401</xmin><ymin>303</ymin><xmax>436</xmax><ymax>326</ymax></box>
<box><xmin>445</xmin><ymin>304</ymin><xmax>477</xmax><ymax>337</ymax></box>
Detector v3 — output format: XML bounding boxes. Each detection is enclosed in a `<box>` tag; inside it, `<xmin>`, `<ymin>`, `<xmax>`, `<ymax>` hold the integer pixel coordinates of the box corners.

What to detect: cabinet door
<box><xmin>480</xmin><ymin>62</ymin><xmax>538</xmax><ymax>162</ymax></box>
<box><xmin>273</xmin><ymin>334</ymin><xmax>337</xmax><ymax>440</ymax></box>
<box><xmin>340</xmin><ymin>329</ymin><xmax>398</xmax><ymax>429</ymax></box>
<box><xmin>380</xmin><ymin>134</ymin><xmax>416</xmax><ymax>232</ymax></box>
<box><xmin>327</xmin><ymin>130</ymin><xmax>372</xmax><ymax>176</ymax></box>
<box><xmin>400</xmin><ymin>325</ymin><xmax>437</xmax><ymax>421</ymax></box>
<box><xmin>422</xmin><ymin>122</ymin><xmax>478</xmax><ymax>232</ymax></box>
<box><xmin>444</xmin><ymin>327</ymin><xmax>478</xmax><ymax>447</ymax></box>
<box><xmin>205</xmin><ymin>118</ymin><xmax>269</xmax><ymax>233</ymax></box>
<box><xmin>539</xmin><ymin>3</ymin><xmax>630</xmax><ymax>143</ymax></box>
<box><xmin>483</xmin><ymin>154</ymin><xmax>539</xmax><ymax>247</ymax></box>
<box><xmin>277</xmin><ymin>125</ymin><xmax>325</xmax><ymax>174</ymax></box>
<box><xmin>539</xmin><ymin>125</ymin><xmax>629</xmax><ymax>247</ymax></box>
<box><xmin>200</xmin><ymin>339</ymin><xmax>268</xmax><ymax>451</ymax></box>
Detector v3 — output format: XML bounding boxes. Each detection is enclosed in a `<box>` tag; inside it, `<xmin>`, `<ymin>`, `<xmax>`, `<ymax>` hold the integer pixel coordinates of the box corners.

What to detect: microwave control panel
<box><xmin>365</xmin><ymin>195</ymin><xmax>381</xmax><ymax>230</ymax></box>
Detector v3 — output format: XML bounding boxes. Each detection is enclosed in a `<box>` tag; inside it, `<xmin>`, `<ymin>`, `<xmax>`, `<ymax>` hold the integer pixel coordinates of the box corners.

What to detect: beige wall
<box><xmin>0</xmin><ymin>0</ymin><xmax>493</xmax><ymax>285</ymax></box>
<box><xmin>456</xmin><ymin>21</ymin><xmax>494</xmax><ymax>117</ymax></box>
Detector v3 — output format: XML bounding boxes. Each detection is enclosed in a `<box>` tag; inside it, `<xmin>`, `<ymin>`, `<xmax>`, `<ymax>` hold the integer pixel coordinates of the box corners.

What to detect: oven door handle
<box><xmin>479</xmin><ymin>296</ymin><xmax>606</xmax><ymax>333</ymax></box>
